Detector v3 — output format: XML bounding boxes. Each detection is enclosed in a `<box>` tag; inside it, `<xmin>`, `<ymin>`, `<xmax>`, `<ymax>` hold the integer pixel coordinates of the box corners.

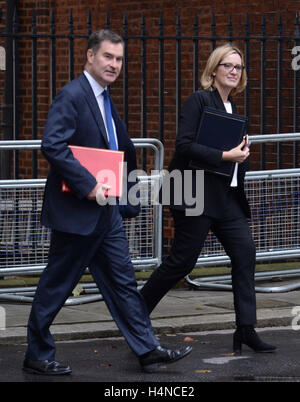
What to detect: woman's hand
<box><xmin>222</xmin><ymin>136</ymin><xmax>250</xmax><ymax>163</ymax></box>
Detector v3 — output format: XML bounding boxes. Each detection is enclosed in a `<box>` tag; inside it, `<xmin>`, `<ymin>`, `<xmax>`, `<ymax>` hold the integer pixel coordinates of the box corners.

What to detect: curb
<box><xmin>0</xmin><ymin>307</ymin><xmax>293</xmax><ymax>345</ymax></box>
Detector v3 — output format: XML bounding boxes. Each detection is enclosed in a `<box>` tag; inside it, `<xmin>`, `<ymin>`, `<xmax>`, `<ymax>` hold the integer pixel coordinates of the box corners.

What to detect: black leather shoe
<box><xmin>139</xmin><ymin>345</ymin><xmax>192</xmax><ymax>373</ymax></box>
<box><xmin>23</xmin><ymin>359</ymin><xmax>72</xmax><ymax>375</ymax></box>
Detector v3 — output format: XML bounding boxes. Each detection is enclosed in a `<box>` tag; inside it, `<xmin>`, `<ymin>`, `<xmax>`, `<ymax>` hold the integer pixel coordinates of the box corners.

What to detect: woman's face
<box><xmin>213</xmin><ymin>52</ymin><xmax>243</xmax><ymax>94</ymax></box>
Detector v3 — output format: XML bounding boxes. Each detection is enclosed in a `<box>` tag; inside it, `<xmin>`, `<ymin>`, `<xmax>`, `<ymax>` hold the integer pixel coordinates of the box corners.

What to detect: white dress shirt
<box><xmin>83</xmin><ymin>70</ymin><xmax>118</xmax><ymax>148</ymax></box>
<box><xmin>224</xmin><ymin>101</ymin><xmax>238</xmax><ymax>187</ymax></box>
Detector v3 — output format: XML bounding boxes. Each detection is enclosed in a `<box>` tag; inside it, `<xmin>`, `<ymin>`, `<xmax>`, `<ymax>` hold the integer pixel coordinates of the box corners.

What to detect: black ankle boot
<box><xmin>233</xmin><ymin>326</ymin><xmax>277</xmax><ymax>354</ymax></box>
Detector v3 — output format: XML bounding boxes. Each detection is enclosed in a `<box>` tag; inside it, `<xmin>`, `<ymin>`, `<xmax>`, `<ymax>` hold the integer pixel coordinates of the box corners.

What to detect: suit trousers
<box><xmin>25</xmin><ymin>205</ymin><xmax>159</xmax><ymax>361</ymax></box>
<box><xmin>141</xmin><ymin>188</ymin><xmax>257</xmax><ymax>326</ymax></box>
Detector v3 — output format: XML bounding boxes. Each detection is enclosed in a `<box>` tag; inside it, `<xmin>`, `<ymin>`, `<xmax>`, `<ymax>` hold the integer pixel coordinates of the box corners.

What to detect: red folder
<box><xmin>62</xmin><ymin>145</ymin><xmax>124</xmax><ymax>197</ymax></box>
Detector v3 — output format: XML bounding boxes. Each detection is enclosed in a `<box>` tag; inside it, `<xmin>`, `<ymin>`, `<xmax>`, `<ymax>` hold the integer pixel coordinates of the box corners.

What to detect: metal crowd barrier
<box><xmin>2</xmin><ymin>134</ymin><xmax>300</xmax><ymax>301</ymax></box>
<box><xmin>0</xmin><ymin>138</ymin><xmax>163</xmax><ymax>304</ymax></box>
<box><xmin>186</xmin><ymin>133</ymin><xmax>300</xmax><ymax>292</ymax></box>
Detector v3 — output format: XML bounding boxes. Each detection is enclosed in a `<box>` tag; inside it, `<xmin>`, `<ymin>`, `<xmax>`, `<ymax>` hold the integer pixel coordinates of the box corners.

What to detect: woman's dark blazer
<box><xmin>168</xmin><ymin>88</ymin><xmax>251</xmax><ymax>219</ymax></box>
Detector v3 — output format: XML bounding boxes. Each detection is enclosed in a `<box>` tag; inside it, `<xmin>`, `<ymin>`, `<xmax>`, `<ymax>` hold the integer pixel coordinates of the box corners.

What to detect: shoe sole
<box><xmin>142</xmin><ymin>346</ymin><xmax>193</xmax><ymax>373</ymax></box>
<box><xmin>23</xmin><ymin>367</ymin><xmax>72</xmax><ymax>375</ymax></box>
<box><xmin>234</xmin><ymin>348</ymin><xmax>277</xmax><ymax>355</ymax></box>
<box><xmin>255</xmin><ymin>349</ymin><xmax>277</xmax><ymax>353</ymax></box>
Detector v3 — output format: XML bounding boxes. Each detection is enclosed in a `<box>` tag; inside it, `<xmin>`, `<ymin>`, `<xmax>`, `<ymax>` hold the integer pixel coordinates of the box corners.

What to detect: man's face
<box><xmin>86</xmin><ymin>40</ymin><xmax>123</xmax><ymax>87</ymax></box>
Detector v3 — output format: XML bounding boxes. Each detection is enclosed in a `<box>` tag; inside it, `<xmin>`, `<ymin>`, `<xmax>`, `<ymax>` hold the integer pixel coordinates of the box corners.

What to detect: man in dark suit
<box><xmin>23</xmin><ymin>29</ymin><xmax>192</xmax><ymax>375</ymax></box>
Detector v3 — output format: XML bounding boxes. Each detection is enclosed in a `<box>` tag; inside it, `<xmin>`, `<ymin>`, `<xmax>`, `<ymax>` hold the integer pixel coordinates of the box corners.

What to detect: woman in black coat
<box><xmin>141</xmin><ymin>43</ymin><xmax>276</xmax><ymax>354</ymax></box>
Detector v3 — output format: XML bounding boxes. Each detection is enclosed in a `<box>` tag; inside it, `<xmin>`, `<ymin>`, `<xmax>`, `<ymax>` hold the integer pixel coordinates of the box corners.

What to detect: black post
<box><xmin>277</xmin><ymin>14</ymin><xmax>282</xmax><ymax>169</ymax></box>
<box><xmin>176</xmin><ymin>11</ymin><xmax>181</xmax><ymax>133</ymax></box>
<box><xmin>50</xmin><ymin>9</ymin><xmax>56</xmax><ymax>103</ymax></box>
<box><xmin>68</xmin><ymin>9</ymin><xmax>74</xmax><ymax>82</ymax></box>
<box><xmin>260</xmin><ymin>13</ymin><xmax>266</xmax><ymax>170</ymax></box>
<box><xmin>141</xmin><ymin>12</ymin><xmax>147</xmax><ymax>171</ymax></box>
<box><xmin>123</xmin><ymin>12</ymin><xmax>129</xmax><ymax>130</ymax></box>
<box><xmin>211</xmin><ymin>12</ymin><xmax>216</xmax><ymax>51</ymax></box>
<box><xmin>32</xmin><ymin>9</ymin><xmax>37</xmax><ymax>178</ymax></box>
<box><xmin>0</xmin><ymin>0</ymin><xmax>18</xmax><ymax>179</ymax></box>
<box><xmin>293</xmin><ymin>12</ymin><xmax>299</xmax><ymax>168</ymax></box>
<box><xmin>158</xmin><ymin>12</ymin><xmax>164</xmax><ymax>143</ymax></box>
<box><xmin>193</xmin><ymin>14</ymin><xmax>199</xmax><ymax>93</ymax></box>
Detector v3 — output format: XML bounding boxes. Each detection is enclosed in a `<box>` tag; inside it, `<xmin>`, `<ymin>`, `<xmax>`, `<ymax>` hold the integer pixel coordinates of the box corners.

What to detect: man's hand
<box><xmin>87</xmin><ymin>182</ymin><xmax>111</xmax><ymax>203</ymax></box>
<box><xmin>222</xmin><ymin>136</ymin><xmax>250</xmax><ymax>164</ymax></box>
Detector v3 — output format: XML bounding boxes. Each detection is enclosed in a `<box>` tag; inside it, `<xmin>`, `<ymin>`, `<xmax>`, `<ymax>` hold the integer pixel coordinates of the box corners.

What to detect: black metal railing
<box><xmin>0</xmin><ymin>7</ymin><xmax>299</xmax><ymax>178</ymax></box>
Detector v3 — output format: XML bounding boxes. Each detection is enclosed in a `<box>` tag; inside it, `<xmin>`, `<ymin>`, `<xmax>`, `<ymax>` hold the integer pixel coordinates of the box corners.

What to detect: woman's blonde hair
<box><xmin>200</xmin><ymin>43</ymin><xmax>247</xmax><ymax>96</ymax></box>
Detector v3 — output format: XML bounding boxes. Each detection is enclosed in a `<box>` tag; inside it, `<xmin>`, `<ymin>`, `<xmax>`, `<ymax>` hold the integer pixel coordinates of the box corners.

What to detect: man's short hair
<box><xmin>86</xmin><ymin>29</ymin><xmax>124</xmax><ymax>54</ymax></box>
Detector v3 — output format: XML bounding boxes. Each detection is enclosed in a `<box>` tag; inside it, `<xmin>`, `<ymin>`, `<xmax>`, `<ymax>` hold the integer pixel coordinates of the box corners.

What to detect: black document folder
<box><xmin>189</xmin><ymin>106</ymin><xmax>248</xmax><ymax>177</ymax></box>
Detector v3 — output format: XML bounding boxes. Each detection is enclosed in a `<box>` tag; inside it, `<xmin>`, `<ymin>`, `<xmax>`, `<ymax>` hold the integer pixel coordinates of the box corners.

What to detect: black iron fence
<box><xmin>0</xmin><ymin>7</ymin><xmax>300</xmax><ymax>179</ymax></box>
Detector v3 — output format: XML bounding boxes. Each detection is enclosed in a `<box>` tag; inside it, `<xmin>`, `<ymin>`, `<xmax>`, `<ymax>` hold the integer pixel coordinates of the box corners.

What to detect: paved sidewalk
<box><xmin>1</xmin><ymin>280</ymin><xmax>300</xmax><ymax>345</ymax></box>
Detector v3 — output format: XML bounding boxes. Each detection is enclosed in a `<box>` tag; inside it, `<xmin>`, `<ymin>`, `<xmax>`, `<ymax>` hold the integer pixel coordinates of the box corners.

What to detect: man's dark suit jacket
<box><xmin>41</xmin><ymin>73</ymin><xmax>139</xmax><ymax>236</ymax></box>
<box><xmin>168</xmin><ymin>88</ymin><xmax>251</xmax><ymax>219</ymax></box>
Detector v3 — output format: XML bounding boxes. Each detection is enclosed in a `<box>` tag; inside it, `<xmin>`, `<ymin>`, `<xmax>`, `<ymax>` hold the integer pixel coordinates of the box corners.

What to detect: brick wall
<box><xmin>0</xmin><ymin>0</ymin><xmax>299</xmax><ymax>252</ymax></box>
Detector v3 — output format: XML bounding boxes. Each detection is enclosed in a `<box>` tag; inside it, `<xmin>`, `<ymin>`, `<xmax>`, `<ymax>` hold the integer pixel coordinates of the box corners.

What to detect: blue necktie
<box><xmin>102</xmin><ymin>90</ymin><xmax>118</xmax><ymax>150</ymax></box>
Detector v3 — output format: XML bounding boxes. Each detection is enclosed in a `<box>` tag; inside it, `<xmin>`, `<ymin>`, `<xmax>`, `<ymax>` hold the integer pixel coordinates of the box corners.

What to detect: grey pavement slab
<box><xmin>1</xmin><ymin>285</ymin><xmax>300</xmax><ymax>344</ymax></box>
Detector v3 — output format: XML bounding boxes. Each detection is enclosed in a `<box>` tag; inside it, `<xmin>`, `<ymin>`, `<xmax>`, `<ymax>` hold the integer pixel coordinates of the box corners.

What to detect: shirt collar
<box><xmin>84</xmin><ymin>70</ymin><xmax>106</xmax><ymax>98</ymax></box>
